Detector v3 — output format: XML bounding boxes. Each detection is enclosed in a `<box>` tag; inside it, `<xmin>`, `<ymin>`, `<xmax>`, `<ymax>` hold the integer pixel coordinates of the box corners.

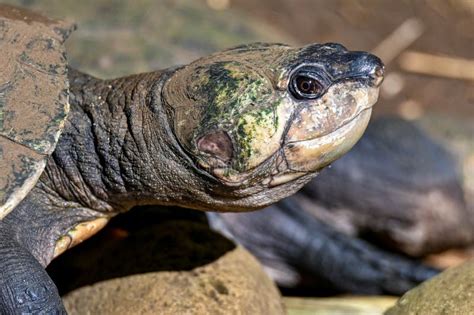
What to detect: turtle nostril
<box><xmin>347</xmin><ymin>52</ymin><xmax>385</xmax><ymax>86</ymax></box>
<box><xmin>374</xmin><ymin>65</ymin><xmax>385</xmax><ymax>78</ymax></box>
<box><xmin>371</xmin><ymin>65</ymin><xmax>385</xmax><ymax>87</ymax></box>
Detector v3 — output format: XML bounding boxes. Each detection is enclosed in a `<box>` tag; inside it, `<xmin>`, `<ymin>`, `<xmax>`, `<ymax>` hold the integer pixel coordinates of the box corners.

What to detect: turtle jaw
<box><xmin>262</xmin><ymin>80</ymin><xmax>380</xmax><ymax>187</ymax></box>
<box><xmin>282</xmin><ymin>108</ymin><xmax>372</xmax><ymax>174</ymax></box>
<box><xmin>279</xmin><ymin>77</ymin><xmax>380</xmax><ymax>173</ymax></box>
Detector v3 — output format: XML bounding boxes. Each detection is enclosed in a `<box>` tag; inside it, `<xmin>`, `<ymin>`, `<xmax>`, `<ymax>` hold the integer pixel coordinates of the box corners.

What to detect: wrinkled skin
<box><xmin>209</xmin><ymin>117</ymin><xmax>473</xmax><ymax>294</ymax></box>
<box><xmin>1</xmin><ymin>41</ymin><xmax>383</xmax><ymax>313</ymax></box>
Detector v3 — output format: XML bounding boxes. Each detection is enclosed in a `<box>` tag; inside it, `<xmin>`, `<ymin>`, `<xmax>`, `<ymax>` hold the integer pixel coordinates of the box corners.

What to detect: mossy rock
<box><xmin>386</xmin><ymin>260</ymin><xmax>474</xmax><ymax>315</ymax></box>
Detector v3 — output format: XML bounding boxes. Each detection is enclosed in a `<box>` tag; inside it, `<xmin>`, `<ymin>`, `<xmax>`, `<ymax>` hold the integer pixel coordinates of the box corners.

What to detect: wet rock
<box><xmin>386</xmin><ymin>259</ymin><xmax>474</xmax><ymax>315</ymax></box>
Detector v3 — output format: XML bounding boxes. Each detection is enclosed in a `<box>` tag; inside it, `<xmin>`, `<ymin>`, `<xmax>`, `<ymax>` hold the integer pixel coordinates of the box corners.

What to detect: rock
<box><xmin>63</xmin><ymin>246</ymin><xmax>284</xmax><ymax>315</ymax></box>
<box><xmin>386</xmin><ymin>259</ymin><xmax>474</xmax><ymax>315</ymax></box>
<box><xmin>47</xmin><ymin>207</ymin><xmax>284</xmax><ymax>315</ymax></box>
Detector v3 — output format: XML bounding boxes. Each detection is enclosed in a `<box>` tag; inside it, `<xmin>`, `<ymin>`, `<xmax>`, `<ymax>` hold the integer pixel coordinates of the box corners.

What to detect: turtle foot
<box><xmin>0</xmin><ymin>223</ymin><xmax>66</xmax><ymax>315</ymax></box>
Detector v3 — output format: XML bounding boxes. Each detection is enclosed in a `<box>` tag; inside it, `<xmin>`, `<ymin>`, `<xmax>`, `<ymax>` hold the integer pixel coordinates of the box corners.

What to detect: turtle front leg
<box><xmin>209</xmin><ymin>198</ymin><xmax>439</xmax><ymax>295</ymax></box>
<box><xmin>0</xmin><ymin>223</ymin><xmax>66</xmax><ymax>315</ymax></box>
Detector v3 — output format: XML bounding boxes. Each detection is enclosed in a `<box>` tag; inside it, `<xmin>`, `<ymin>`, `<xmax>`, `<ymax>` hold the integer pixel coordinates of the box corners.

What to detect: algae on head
<box><xmin>190</xmin><ymin>61</ymin><xmax>282</xmax><ymax>172</ymax></box>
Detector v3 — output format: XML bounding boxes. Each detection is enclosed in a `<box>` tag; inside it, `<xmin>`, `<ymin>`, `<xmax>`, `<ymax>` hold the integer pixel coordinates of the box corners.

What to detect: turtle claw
<box><xmin>0</xmin><ymin>223</ymin><xmax>66</xmax><ymax>314</ymax></box>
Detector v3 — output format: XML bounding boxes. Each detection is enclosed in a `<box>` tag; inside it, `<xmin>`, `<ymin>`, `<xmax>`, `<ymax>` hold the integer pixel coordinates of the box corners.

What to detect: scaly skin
<box><xmin>1</xmin><ymin>42</ymin><xmax>383</xmax><ymax>313</ymax></box>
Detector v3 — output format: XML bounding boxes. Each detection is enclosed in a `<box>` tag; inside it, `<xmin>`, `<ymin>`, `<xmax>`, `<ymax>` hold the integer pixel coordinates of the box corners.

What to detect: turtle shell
<box><xmin>0</xmin><ymin>5</ymin><xmax>75</xmax><ymax>219</ymax></box>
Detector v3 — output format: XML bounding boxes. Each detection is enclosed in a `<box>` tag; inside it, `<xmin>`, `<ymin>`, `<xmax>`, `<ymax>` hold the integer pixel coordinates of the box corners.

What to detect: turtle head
<box><xmin>162</xmin><ymin>42</ymin><xmax>383</xmax><ymax>209</ymax></box>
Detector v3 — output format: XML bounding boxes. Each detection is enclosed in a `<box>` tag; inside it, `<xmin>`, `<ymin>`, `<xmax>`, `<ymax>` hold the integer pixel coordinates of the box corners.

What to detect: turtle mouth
<box><xmin>287</xmin><ymin>105</ymin><xmax>372</xmax><ymax>144</ymax></box>
<box><xmin>262</xmin><ymin>107</ymin><xmax>372</xmax><ymax>187</ymax></box>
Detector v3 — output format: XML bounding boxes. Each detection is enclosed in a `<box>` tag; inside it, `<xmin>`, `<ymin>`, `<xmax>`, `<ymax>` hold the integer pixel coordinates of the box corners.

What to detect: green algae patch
<box><xmin>236</xmin><ymin>101</ymin><xmax>280</xmax><ymax>169</ymax></box>
<box><xmin>193</xmin><ymin>61</ymin><xmax>281</xmax><ymax>171</ymax></box>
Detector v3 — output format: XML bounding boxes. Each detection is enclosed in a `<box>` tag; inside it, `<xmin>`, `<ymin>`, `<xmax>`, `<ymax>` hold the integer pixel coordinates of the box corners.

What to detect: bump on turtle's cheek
<box><xmin>197</xmin><ymin>130</ymin><xmax>234</xmax><ymax>164</ymax></box>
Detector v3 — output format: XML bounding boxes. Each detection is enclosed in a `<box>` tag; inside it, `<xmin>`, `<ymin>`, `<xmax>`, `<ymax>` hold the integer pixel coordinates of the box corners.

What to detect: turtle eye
<box><xmin>290</xmin><ymin>74</ymin><xmax>324</xmax><ymax>99</ymax></box>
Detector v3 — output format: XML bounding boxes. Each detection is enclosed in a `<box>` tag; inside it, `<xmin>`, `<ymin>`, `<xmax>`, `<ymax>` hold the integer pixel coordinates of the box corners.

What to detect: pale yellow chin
<box><xmin>283</xmin><ymin>108</ymin><xmax>372</xmax><ymax>172</ymax></box>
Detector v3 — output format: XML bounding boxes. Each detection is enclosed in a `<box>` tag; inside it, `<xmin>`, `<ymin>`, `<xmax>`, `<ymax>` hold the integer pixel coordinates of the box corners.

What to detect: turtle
<box><xmin>0</xmin><ymin>4</ymin><xmax>384</xmax><ymax>314</ymax></box>
<box><xmin>45</xmin><ymin>116</ymin><xmax>469</xmax><ymax>296</ymax></box>
<box><xmin>209</xmin><ymin>116</ymin><xmax>472</xmax><ymax>295</ymax></box>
